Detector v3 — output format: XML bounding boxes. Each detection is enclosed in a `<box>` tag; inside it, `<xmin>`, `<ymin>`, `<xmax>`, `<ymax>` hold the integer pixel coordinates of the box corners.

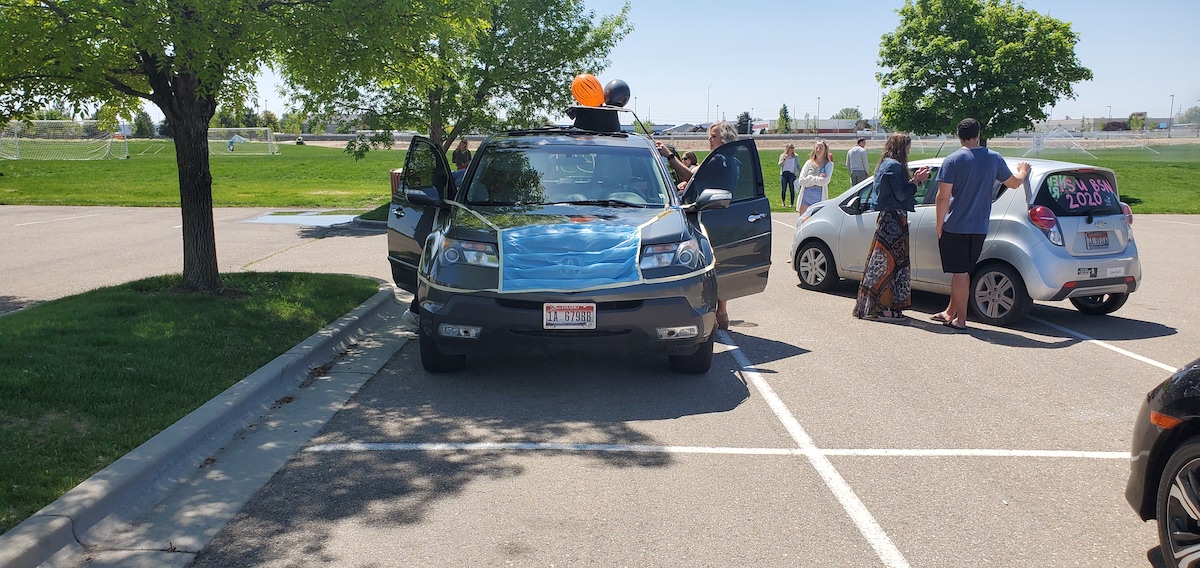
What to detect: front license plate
<box><xmin>543</xmin><ymin>303</ymin><xmax>596</xmax><ymax>330</ymax></box>
<box><xmin>1085</xmin><ymin>231</ymin><xmax>1109</xmax><ymax>250</ymax></box>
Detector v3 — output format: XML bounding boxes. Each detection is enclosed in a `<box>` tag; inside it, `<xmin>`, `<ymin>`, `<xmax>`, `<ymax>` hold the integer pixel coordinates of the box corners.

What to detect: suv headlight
<box><xmin>640</xmin><ymin>240</ymin><xmax>702</xmax><ymax>270</ymax></box>
<box><xmin>439</xmin><ymin>237</ymin><xmax>499</xmax><ymax>267</ymax></box>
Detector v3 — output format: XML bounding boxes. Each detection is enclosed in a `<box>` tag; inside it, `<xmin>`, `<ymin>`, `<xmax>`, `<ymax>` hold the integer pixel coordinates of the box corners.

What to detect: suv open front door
<box><xmin>688</xmin><ymin>139</ymin><xmax>772</xmax><ymax>300</ymax></box>
<box><xmin>387</xmin><ymin>136</ymin><xmax>454</xmax><ymax>293</ymax></box>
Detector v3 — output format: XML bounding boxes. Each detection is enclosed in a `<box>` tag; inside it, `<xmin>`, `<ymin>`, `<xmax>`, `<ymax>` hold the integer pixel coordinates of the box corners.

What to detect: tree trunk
<box><xmin>160</xmin><ymin>82</ymin><xmax>223</xmax><ymax>292</ymax></box>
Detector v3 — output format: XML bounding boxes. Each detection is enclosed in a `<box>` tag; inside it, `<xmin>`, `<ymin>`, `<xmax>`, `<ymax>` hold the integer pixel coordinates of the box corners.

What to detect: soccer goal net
<box><xmin>208</xmin><ymin>127</ymin><xmax>279</xmax><ymax>155</ymax></box>
<box><xmin>0</xmin><ymin>120</ymin><xmax>130</xmax><ymax>160</ymax></box>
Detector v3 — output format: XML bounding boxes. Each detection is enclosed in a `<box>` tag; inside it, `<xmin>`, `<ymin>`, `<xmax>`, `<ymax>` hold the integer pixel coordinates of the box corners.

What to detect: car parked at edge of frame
<box><xmin>1126</xmin><ymin>357</ymin><xmax>1200</xmax><ymax>568</ymax></box>
<box><xmin>789</xmin><ymin>156</ymin><xmax>1141</xmax><ymax>326</ymax></box>
<box><xmin>387</xmin><ymin>126</ymin><xmax>772</xmax><ymax>373</ymax></box>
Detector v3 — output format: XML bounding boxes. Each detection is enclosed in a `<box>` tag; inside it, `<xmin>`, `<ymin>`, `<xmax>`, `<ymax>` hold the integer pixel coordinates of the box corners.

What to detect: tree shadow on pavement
<box><xmin>192</xmin><ymin>345</ymin><xmax>759</xmax><ymax>566</ymax></box>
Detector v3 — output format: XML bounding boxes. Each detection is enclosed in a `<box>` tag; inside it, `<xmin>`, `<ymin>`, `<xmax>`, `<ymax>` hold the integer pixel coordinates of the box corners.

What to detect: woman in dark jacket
<box><xmin>852</xmin><ymin>132</ymin><xmax>930</xmax><ymax>321</ymax></box>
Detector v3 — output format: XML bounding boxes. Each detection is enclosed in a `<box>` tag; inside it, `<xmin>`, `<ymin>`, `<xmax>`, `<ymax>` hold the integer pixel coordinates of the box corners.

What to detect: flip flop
<box><xmin>942</xmin><ymin>320</ymin><xmax>968</xmax><ymax>331</ymax></box>
<box><xmin>930</xmin><ymin>313</ymin><xmax>949</xmax><ymax>323</ymax></box>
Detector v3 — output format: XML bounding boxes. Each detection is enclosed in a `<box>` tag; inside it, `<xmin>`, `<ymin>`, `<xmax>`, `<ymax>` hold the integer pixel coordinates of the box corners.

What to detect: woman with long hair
<box><xmin>852</xmin><ymin>132</ymin><xmax>930</xmax><ymax>321</ymax></box>
<box><xmin>796</xmin><ymin>140</ymin><xmax>833</xmax><ymax>215</ymax></box>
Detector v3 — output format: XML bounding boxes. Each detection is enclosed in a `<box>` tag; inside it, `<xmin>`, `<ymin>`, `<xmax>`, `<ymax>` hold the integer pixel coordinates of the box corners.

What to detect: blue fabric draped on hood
<box><xmin>500</xmin><ymin>223</ymin><xmax>641</xmax><ymax>292</ymax></box>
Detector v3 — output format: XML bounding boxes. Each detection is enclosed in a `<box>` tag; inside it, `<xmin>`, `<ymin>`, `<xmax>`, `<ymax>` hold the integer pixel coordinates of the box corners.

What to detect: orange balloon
<box><xmin>571</xmin><ymin>73</ymin><xmax>604</xmax><ymax>107</ymax></box>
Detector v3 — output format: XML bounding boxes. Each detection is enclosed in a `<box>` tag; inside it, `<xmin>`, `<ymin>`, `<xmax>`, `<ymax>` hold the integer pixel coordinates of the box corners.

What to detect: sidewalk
<box><xmin>0</xmin><ymin>285</ymin><xmax>413</xmax><ymax>568</ymax></box>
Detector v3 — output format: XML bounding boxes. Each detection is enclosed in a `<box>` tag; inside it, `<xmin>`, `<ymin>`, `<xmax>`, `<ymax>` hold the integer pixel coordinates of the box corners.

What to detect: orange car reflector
<box><xmin>1151</xmin><ymin>410</ymin><xmax>1183</xmax><ymax>429</ymax></box>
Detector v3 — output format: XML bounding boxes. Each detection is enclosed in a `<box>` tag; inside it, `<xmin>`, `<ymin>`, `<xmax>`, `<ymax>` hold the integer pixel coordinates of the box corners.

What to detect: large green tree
<box><xmin>285</xmin><ymin>0</ymin><xmax>631</xmax><ymax>154</ymax></box>
<box><xmin>0</xmin><ymin>0</ymin><xmax>480</xmax><ymax>292</ymax></box>
<box><xmin>777</xmin><ymin>104</ymin><xmax>792</xmax><ymax>134</ymax></box>
<box><xmin>877</xmin><ymin>0</ymin><xmax>1092</xmax><ymax>144</ymax></box>
<box><xmin>831</xmin><ymin>107</ymin><xmax>862</xmax><ymax>120</ymax></box>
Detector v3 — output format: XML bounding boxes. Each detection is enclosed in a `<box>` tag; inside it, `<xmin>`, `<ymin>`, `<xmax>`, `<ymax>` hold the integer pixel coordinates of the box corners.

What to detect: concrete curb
<box><xmin>0</xmin><ymin>284</ymin><xmax>401</xmax><ymax>568</ymax></box>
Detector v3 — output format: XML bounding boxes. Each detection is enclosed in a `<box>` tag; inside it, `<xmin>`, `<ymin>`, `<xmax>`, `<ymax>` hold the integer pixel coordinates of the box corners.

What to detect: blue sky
<box><xmin>244</xmin><ymin>0</ymin><xmax>1198</xmax><ymax>126</ymax></box>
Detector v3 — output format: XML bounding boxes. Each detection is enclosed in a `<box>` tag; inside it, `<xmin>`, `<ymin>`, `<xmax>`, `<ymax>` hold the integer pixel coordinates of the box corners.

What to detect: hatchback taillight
<box><xmin>1029</xmin><ymin>205</ymin><xmax>1057</xmax><ymax>231</ymax></box>
<box><xmin>1121</xmin><ymin>202</ymin><xmax>1133</xmax><ymax>225</ymax></box>
<box><xmin>1029</xmin><ymin>205</ymin><xmax>1064</xmax><ymax>246</ymax></box>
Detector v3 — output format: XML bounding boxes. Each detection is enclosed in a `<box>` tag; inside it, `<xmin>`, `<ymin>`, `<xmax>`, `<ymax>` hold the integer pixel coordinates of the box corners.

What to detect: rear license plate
<box><xmin>1085</xmin><ymin>231</ymin><xmax>1109</xmax><ymax>250</ymax></box>
<box><xmin>543</xmin><ymin>303</ymin><xmax>596</xmax><ymax>330</ymax></box>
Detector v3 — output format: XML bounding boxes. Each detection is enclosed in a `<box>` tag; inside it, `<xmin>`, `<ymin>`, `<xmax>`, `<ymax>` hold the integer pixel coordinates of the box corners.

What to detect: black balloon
<box><xmin>604</xmin><ymin>79</ymin><xmax>630</xmax><ymax>107</ymax></box>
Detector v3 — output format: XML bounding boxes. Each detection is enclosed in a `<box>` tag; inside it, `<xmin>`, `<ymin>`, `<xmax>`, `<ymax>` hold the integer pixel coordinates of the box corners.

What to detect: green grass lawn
<box><xmin>756</xmin><ymin>144</ymin><xmax>1200</xmax><ymax>213</ymax></box>
<box><xmin>3</xmin><ymin>140</ymin><xmax>1197</xmax><ymax>214</ymax></box>
<box><xmin>0</xmin><ymin>272</ymin><xmax>379</xmax><ymax>535</ymax></box>
<box><xmin>0</xmin><ymin>141</ymin><xmax>405</xmax><ymax>209</ymax></box>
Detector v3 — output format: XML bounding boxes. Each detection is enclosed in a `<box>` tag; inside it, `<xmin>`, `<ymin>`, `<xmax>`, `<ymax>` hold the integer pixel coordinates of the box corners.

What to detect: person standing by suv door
<box><xmin>932</xmin><ymin>118</ymin><xmax>1030</xmax><ymax>331</ymax></box>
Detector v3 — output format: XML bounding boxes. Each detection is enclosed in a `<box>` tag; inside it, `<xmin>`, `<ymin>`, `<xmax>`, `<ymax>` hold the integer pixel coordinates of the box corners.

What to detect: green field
<box><xmin>1</xmin><ymin>140</ymin><xmax>1197</xmax><ymax>214</ymax></box>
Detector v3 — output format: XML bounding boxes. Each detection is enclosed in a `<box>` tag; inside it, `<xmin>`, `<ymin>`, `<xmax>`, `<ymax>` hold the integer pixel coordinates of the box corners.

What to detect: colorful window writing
<box><xmin>1037</xmin><ymin>172</ymin><xmax>1119</xmax><ymax>215</ymax></box>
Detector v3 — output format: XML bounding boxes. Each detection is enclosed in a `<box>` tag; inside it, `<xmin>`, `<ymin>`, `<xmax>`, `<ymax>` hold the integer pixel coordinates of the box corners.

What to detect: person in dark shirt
<box><xmin>852</xmin><ymin>132</ymin><xmax>929</xmax><ymax>322</ymax></box>
<box><xmin>452</xmin><ymin>139</ymin><xmax>471</xmax><ymax>170</ymax></box>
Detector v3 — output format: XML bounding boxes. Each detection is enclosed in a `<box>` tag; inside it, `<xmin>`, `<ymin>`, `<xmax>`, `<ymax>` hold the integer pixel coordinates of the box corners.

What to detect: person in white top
<box><xmin>778</xmin><ymin>144</ymin><xmax>800</xmax><ymax>207</ymax></box>
<box><xmin>846</xmin><ymin>137</ymin><xmax>870</xmax><ymax>187</ymax></box>
<box><xmin>796</xmin><ymin>140</ymin><xmax>834</xmax><ymax>215</ymax></box>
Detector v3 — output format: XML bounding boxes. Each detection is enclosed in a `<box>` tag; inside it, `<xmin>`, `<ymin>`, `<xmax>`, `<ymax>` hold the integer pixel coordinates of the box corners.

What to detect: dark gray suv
<box><xmin>388</xmin><ymin>127</ymin><xmax>771</xmax><ymax>373</ymax></box>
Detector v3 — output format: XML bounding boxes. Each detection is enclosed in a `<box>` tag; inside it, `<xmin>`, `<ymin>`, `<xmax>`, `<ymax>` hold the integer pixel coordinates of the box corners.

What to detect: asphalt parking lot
<box><xmin>3</xmin><ymin>207</ymin><xmax>1197</xmax><ymax>566</ymax></box>
<box><xmin>193</xmin><ymin>212</ymin><xmax>1196</xmax><ymax>567</ymax></box>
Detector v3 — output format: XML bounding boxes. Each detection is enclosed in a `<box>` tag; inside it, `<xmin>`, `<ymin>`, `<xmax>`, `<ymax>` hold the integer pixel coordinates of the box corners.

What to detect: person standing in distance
<box><xmin>778</xmin><ymin>144</ymin><xmax>800</xmax><ymax>207</ymax></box>
<box><xmin>931</xmin><ymin>118</ymin><xmax>1031</xmax><ymax>331</ymax></box>
<box><xmin>795</xmin><ymin>140</ymin><xmax>833</xmax><ymax>215</ymax></box>
<box><xmin>846</xmin><ymin>137</ymin><xmax>870</xmax><ymax>187</ymax></box>
<box><xmin>452</xmin><ymin>139</ymin><xmax>472</xmax><ymax>170</ymax></box>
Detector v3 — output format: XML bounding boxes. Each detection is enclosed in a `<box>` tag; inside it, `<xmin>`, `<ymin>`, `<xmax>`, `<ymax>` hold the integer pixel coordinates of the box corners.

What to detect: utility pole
<box><xmin>1169</xmin><ymin>94</ymin><xmax>1175</xmax><ymax>138</ymax></box>
<box><xmin>816</xmin><ymin>97</ymin><xmax>821</xmax><ymax>134</ymax></box>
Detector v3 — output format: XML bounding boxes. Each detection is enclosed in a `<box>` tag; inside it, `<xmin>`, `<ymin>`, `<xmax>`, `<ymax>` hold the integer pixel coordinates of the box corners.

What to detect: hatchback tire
<box><xmin>969</xmin><ymin>263</ymin><xmax>1033</xmax><ymax>326</ymax></box>
<box><xmin>1156</xmin><ymin>437</ymin><xmax>1200</xmax><ymax>568</ymax></box>
<box><xmin>418</xmin><ymin>312</ymin><xmax>466</xmax><ymax>373</ymax></box>
<box><xmin>669</xmin><ymin>332</ymin><xmax>714</xmax><ymax>374</ymax></box>
<box><xmin>1069</xmin><ymin>293</ymin><xmax>1129</xmax><ymax>315</ymax></box>
<box><xmin>796</xmin><ymin>240</ymin><xmax>838</xmax><ymax>292</ymax></box>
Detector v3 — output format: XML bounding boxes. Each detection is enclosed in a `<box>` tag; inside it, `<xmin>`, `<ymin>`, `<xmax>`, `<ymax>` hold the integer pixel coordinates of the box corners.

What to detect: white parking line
<box><xmin>304</xmin><ymin>442</ymin><xmax>1127</xmax><ymax>460</ymax></box>
<box><xmin>1140</xmin><ymin>218</ymin><xmax>1200</xmax><ymax>228</ymax></box>
<box><xmin>14</xmin><ymin>213</ymin><xmax>105</xmax><ymax>226</ymax></box>
<box><xmin>724</xmin><ymin>331</ymin><xmax>912</xmax><ymax>568</ymax></box>
<box><xmin>1030</xmin><ymin>316</ymin><xmax>1178</xmax><ymax>373</ymax></box>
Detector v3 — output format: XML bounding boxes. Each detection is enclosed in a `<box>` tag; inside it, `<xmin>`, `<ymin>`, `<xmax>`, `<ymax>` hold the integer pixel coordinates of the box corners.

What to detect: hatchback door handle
<box><xmin>748</xmin><ymin>213</ymin><xmax>767</xmax><ymax>222</ymax></box>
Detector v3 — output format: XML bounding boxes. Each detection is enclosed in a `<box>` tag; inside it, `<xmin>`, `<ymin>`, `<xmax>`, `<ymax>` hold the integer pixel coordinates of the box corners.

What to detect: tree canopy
<box><xmin>777</xmin><ymin>104</ymin><xmax>792</xmax><ymax>134</ymax></box>
<box><xmin>288</xmin><ymin>0</ymin><xmax>632</xmax><ymax>155</ymax></box>
<box><xmin>831</xmin><ymin>107</ymin><xmax>862</xmax><ymax>120</ymax></box>
<box><xmin>0</xmin><ymin>0</ymin><xmax>482</xmax><ymax>292</ymax></box>
<box><xmin>877</xmin><ymin>0</ymin><xmax>1092</xmax><ymax>143</ymax></box>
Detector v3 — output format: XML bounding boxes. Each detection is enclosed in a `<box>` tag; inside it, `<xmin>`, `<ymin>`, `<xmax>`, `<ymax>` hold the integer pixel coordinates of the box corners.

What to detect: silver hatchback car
<box><xmin>790</xmin><ymin>157</ymin><xmax>1141</xmax><ymax>326</ymax></box>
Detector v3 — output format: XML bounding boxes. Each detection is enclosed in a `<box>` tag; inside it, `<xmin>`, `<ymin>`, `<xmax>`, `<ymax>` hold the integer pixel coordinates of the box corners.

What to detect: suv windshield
<box><xmin>465</xmin><ymin>145</ymin><xmax>670</xmax><ymax>207</ymax></box>
<box><xmin>1033</xmin><ymin>170</ymin><xmax>1120</xmax><ymax>216</ymax></box>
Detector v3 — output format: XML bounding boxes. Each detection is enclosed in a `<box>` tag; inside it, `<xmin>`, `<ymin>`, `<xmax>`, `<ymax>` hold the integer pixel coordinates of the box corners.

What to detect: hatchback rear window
<box><xmin>1033</xmin><ymin>171</ymin><xmax>1120</xmax><ymax>217</ymax></box>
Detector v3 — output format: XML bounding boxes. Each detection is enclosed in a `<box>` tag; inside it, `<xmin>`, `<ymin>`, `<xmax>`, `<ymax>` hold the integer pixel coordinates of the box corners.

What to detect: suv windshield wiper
<box><xmin>563</xmin><ymin>199</ymin><xmax>645</xmax><ymax>208</ymax></box>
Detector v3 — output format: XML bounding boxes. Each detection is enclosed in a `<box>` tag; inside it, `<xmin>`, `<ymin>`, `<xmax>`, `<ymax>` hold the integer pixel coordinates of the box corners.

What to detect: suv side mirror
<box><xmin>405</xmin><ymin>186</ymin><xmax>445</xmax><ymax>208</ymax></box>
<box><xmin>693</xmin><ymin>188</ymin><xmax>732</xmax><ymax>211</ymax></box>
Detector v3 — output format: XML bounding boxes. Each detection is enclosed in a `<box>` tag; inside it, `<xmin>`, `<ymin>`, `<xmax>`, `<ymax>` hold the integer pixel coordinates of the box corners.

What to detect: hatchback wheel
<box><xmin>1069</xmin><ymin>293</ymin><xmax>1129</xmax><ymax>315</ymax></box>
<box><xmin>1157</xmin><ymin>438</ymin><xmax>1200</xmax><ymax>568</ymax></box>
<box><xmin>796</xmin><ymin>240</ymin><xmax>838</xmax><ymax>291</ymax></box>
<box><xmin>969</xmin><ymin>263</ymin><xmax>1033</xmax><ymax>326</ymax></box>
<box><xmin>418</xmin><ymin>312</ymin><xmax>466</xmax><ymax>373</ymax></box>
<box><xmin>668</xmin><ymin>332</ymin><xmax>714</xmax><ymax>374</ymax></box>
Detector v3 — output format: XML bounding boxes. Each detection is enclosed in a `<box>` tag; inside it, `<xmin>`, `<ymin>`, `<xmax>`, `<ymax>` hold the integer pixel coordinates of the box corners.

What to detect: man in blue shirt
<box><xmin>932</xmin><ymin>118</ymin><xmax>1031</xmax><ymax>330</ymax></box>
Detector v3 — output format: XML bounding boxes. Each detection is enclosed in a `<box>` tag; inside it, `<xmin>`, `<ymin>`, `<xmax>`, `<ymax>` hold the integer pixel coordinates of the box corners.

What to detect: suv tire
<box><xmin>669</xmin><ymin>332</ymin><xmax>714</xmax><ymax>374</ymax></box>
<box><xmin>419</xmin><ymin>312</ymin><xmax>466</xmax><ymax>373</ymax></box>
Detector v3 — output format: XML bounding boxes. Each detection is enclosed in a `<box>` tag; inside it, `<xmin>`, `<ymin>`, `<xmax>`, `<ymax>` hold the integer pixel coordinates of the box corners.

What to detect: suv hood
<box><xmin>441</xmin><ymin>204</ymin><xmax>695</xmax><ymax>293</ymax></box>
